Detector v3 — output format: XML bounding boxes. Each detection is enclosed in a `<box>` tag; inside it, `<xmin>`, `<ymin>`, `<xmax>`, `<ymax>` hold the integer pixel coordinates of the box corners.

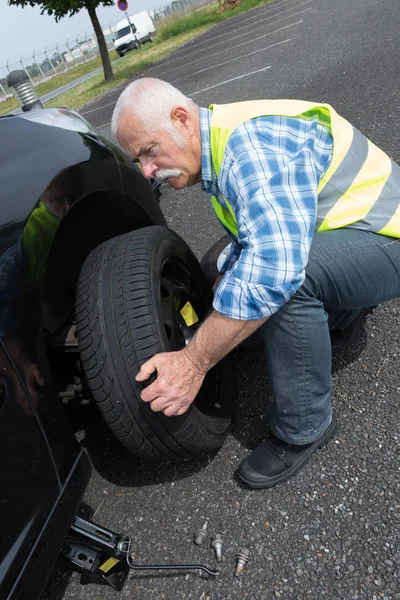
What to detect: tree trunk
<box><xmin>87</xmin><ymin>4</ymin><xmax>114</xmax><ymax>81</ymax></box>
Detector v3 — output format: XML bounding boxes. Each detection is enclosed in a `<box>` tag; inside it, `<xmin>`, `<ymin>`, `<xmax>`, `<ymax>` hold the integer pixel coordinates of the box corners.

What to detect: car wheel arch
<box><xmin>42</xmin><ymin>188</ymin><xmax>163</xmax><ymax>332</ymax></box>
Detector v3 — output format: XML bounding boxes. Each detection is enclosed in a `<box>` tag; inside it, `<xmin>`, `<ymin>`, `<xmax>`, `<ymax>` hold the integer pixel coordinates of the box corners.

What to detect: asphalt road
<box><xmin>42</xmin><ymin>0</ymin><xmax>400</xmax><ymax>598</ymax></box>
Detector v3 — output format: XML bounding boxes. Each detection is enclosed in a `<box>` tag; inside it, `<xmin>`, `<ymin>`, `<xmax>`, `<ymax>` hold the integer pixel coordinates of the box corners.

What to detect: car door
<box><xmin>0</xmin><ymin>333</ymin><xmax>61</xmax><ymax>599</ymax></box>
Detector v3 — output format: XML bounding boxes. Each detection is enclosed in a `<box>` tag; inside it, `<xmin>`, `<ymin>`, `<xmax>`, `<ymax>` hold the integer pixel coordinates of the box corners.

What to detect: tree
<box><xmin>52</xmin><ymin>51</ymin><xmax>61</xmax><ymax>66</ymax></box>
<box><xmin>26</xmin><ymin>63</ymin><xmax>40</xmax><ymax>78</ymax></box>
<box><xmin>8</xmin><ymin>0</ymin><xmax>115</xmax><ymax>81</ymax></box>
<box><xmin>40</xmin><ymin>57</ymin><xmax>53</xmax><ymax>73</ymax></box>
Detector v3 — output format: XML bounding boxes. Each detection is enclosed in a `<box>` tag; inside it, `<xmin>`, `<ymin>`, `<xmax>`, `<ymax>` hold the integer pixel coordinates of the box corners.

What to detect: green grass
<box><xmin>156</xmin><ymin>0</ymin><xmax>275</xmax><ymax>40</ymax></box>
<box><xmin>156</xmin><ymin>4</ymin><xmax>223</xmax><ymax>41</ymax></box>
<box><xmin>0</xmin><ymin>0</ymin><xmax>274</xmax><ymax>115</ymax></box>
<box><xmin>0</xmin><ymin>96</ymin><xmax>19</xmax><ymax>116</ymax></box>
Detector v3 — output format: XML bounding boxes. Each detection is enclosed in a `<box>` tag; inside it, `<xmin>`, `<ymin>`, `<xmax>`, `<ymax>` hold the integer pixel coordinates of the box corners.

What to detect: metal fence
<box><xmin>0</xmin><ymin>0</ymin><xmax>215</xmax><ymax>102</ymax></box>
<box><xmin>156</xmin><ymin>0</ymin><xmax>216</xmax><ymax>18</ymax></box>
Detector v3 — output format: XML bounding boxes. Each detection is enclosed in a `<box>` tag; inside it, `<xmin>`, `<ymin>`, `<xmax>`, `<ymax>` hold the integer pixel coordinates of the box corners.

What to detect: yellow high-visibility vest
<box><xmin>209</xmin><ymin>100</ymin><xmax>400</xmax><ymax>238</ymax></box>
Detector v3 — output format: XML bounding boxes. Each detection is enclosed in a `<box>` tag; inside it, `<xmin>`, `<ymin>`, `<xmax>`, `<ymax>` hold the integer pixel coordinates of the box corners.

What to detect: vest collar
<box><xmin>199</xmin><ymin>107</ymin><xmax>219</xmax><ymax>197</ymax></box>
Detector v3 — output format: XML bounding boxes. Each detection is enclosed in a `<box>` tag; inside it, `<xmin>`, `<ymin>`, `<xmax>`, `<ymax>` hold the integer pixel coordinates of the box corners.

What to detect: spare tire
<box><xmin>200</xmin><ymin>235</ymin><xmax>230</xmax><ymax>288</ymax></box>
<box><xmin>75</xmin><ymin>226</ymin><xmax>235</xmax><ymax>461</ymax></box>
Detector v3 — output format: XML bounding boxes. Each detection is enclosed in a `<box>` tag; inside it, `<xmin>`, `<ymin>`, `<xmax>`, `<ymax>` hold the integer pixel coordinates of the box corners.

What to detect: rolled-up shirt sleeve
<box><xmin>212</xmin><ymin>145</ymin><xmax>321</xmax><ymax>320</ymax></box>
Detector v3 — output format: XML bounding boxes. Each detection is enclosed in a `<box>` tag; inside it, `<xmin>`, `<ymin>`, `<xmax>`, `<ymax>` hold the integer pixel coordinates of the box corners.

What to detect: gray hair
<box><xmin>111</xmin><ymin>77</ymin><xmax>199</xmax><ymax>140</ymax></box>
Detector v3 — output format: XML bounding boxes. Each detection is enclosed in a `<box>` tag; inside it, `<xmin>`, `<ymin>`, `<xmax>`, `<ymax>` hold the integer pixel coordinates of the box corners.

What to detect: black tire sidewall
<box><xmin>76</xmin><ymin>226</ymin><xmax>235</xmax><ymax>461</ymax></box>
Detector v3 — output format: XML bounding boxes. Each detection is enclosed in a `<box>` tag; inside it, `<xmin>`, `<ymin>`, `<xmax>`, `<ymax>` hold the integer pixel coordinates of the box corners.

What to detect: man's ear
<box><xmin>171</xmin><ymin>106</ymin><xmax>193</xmax><ymax>132</ymax></box>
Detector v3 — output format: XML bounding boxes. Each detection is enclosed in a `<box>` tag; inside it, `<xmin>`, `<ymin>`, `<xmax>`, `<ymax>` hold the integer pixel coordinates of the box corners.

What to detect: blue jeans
<box><xmin>260</xmin><ymin>229</ymin><xmax>400</xmax><ymax>444</ymax></box>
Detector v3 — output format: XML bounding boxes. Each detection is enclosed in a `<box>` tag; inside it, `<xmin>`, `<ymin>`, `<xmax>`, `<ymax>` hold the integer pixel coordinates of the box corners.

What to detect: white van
<box><xmin>113</xmin><ymin>11</ymin><xmax>156</xmax><ymax>57</ymax></box>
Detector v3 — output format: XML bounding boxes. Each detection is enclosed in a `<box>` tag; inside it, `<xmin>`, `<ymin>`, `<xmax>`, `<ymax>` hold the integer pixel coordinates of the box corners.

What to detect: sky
<box><xmin>0</xmin><ymin>0</ymin><xmax>162</xmax><ymax>68</ymax></box>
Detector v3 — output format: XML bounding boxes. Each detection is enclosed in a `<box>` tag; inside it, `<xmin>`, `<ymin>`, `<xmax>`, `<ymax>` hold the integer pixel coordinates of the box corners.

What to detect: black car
<box><xmin>0</xmin><ymin>105</ymin><xmax>233</xmax><ymax>599</ymax></box>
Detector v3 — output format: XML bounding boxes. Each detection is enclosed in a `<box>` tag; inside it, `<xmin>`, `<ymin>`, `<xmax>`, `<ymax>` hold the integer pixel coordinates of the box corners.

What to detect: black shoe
<box><xmin>236</xmin><ymin>414</ymin><xmax>338</xmax><ymax>489</ymax></box>
<box><xmin>330</xmin><ymin>307</ymin><xmax>376</xmax><ymax>354</ymax></box>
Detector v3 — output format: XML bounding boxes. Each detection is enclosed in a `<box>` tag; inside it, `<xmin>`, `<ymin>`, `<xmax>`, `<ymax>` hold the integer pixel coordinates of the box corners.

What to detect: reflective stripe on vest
<box><xmin>208</xmin><ymin>100</ymin><xmax>400</xmax><ymax>238</ymax></box>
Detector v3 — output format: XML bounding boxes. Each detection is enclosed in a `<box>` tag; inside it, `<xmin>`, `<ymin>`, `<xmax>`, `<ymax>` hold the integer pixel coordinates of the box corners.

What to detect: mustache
<box><xmin>154</xmin><ymin>169</ymin><xmax>181</xmax><ymax>183</ymax></box>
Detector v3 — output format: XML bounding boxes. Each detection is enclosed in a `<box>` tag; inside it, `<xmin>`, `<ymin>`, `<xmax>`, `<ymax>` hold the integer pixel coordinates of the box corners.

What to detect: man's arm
<box><xmin>135</xmin><ymin>310</ymin><xmax>267</xmax><ymax>416</ymax></box>
<box><xmin>187</xmin><ymin>309</ymin><xmax>267</xmax><ymax>372</ymax></box>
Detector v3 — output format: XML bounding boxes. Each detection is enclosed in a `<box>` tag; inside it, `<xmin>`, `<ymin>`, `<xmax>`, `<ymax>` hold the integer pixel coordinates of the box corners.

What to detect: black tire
<box><xmin>75</xmin><ymin>226</ymin><xmax>235</xmax><ymax>462</ymax></box>
<box><xmin>200</xmin><ymin>235</ymin><xmax>230</xmax><ymax>288</ymax></box>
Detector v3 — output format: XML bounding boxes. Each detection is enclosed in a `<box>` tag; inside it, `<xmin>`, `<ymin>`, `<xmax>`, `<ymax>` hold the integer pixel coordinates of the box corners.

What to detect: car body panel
<box><xmin>3</xmin><ymin>448</ymin><xmax>91</xmax><ymax>600</ymax></box>
<box><xmin>0</xmin><ymin>107</ymin><xmax>166</xmax><ymax>598</ymax></box>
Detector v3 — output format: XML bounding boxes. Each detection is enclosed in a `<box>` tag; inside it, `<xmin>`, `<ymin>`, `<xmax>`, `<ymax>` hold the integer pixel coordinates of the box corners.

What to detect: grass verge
<box><xmin>1</xmin><ymin>0</ymin><xmax>274</xmax><ymax>116</ymax></box>
<box><xmin>157</xmin><ymin>0</ymin><xmax>273</xmax><ymax>41</ymax></box>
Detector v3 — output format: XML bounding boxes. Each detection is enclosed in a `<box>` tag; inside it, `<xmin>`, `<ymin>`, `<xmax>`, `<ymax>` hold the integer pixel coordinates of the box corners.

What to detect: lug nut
<box><xmin>193</xmin><ymin>521</ymin><xmax>208</xmax><ymax>545</ymax></box>
<box><xmin>210</xmin><ymin>534</ymin><xmax>223</xmax><ymax>562</ymax></box>
<box><xmin>234</xmin><ymin>548</ymin><xmax>250</xmax><ymax>576</ymax></box>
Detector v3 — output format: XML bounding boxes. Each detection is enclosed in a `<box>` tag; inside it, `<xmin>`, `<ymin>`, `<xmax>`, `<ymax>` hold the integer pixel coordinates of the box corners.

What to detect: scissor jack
<box><xmin>62</xmin><ymin>515</ymin><xmax>219</xmax><ymax>591</ymax></box>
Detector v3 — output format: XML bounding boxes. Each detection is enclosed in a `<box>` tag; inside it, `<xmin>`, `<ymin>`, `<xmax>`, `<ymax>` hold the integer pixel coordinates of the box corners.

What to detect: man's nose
<box><xmin>141</xmin><ymin>159</ymin><xmax>157</xmax><ymax>179</ymax></box>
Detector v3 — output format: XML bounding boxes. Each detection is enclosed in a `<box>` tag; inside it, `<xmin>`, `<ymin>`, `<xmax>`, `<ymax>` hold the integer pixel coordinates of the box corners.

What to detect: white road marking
<box><xmin>151</xmin><ymin>8</ymin><xmax>311</xmax><ymax>76</ymax></box>
<box><xmin>81</xmin><ymin>101</ymin><xmax>116</xmax><ymax>116</ymax></box>
<box><xmin>81</xmin><ymin>23</ymin><xmax>298</xmax><ymax>118</ymax></box>
<box><xmin>189</xmin><ymin>65</ymin><xmax>272</xmax><ymax>96</ymax></box>
<box><xmin>95</xmin><ymin>66</ymin><xmax>275</xmax><ymax>125</ymax></box>
<box><xmin>169</xmin><ymin>0</ymin><xmax>315</xmax><ymax>58</ymax></box>
<box><xmin>95</xmin><ymin>65</ymin><xmax>273</xmax><ymax>127</ymax></box>
<box><xmin>159</xmin><ymin>19</ymin><xmax>304</xmax><ymax>78</ymax></box>
<box><xmin>174</xmin><ymin>38</ymin><xmax>291</xmax><ymax>85</ymax></box>
<box><xmin>97</xmin><ymin>121</ymin><xmax>112</xmax><ymax>129</ymax></box>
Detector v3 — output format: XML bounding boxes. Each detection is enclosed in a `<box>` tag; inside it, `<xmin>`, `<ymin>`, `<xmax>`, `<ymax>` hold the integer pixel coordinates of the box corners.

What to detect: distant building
<box><xmin>63</xmin><ymin>39</ymin><xmax>98</xmax><ymax>64</ymax></box>
<box><xmin>103</xmin><ymin>26</ymin><xmax>116</xmax><ymax>46</ymax></box>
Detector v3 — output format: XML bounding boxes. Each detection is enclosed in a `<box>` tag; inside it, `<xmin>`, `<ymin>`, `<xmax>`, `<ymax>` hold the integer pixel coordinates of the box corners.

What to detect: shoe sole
<box><xmin>236</xmin><ymin>414</ymin><xmax>339</xmax><ymax>490</ymax></box>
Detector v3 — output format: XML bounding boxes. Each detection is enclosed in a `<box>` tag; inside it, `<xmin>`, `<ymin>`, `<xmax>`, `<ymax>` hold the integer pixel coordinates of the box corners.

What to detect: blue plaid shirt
<box><xmin>200</xmin><ymin>107</ymin><xmax>333</xmax><ymax>320</ymax></box>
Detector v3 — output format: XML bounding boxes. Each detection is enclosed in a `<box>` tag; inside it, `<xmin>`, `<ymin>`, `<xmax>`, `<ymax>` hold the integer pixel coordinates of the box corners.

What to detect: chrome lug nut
<box><xmin>234</xmin><ymin>548</ymin><xmax>250</xmax><ymax>576</ymax></box>
<box><xmin>210</xmin><ymin>534</ymin><xmax>223</xmax><ymax>562</ymax></box>
<box><xmin>193</xmin><ymin>521</ymin><xmax>208</xmax><ymax>545</ymax></box>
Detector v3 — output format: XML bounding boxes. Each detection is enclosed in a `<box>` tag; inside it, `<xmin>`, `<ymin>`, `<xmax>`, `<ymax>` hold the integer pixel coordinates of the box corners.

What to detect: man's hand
<box><xmin>135</xmin><ymin>349</ymin><xmax>206</xmax><ymax>416</ymax></box>
<box><xmin>135</xmin><ymin>310</ymin><xmax>268</xmax><ymax>418</ymax></box>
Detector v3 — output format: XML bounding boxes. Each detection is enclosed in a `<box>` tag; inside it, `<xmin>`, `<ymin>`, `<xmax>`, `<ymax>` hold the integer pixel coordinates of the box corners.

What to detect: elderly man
<box><xmin>111</xmin><ymin>77</ymin><xmax>400</xmax><ymax>489</ymax></box>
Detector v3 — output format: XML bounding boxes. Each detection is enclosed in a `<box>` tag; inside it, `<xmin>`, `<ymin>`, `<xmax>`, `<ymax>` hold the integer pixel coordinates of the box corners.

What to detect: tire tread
<box><xmin>76</xmin><ymin>226</ymin><xmax>234</xmax><ymax>461</ymax></box>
